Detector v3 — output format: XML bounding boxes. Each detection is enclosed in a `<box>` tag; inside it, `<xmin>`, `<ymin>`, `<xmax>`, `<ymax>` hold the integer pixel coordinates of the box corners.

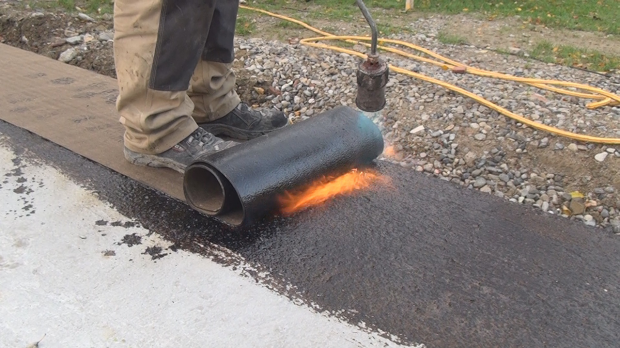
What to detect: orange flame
<box><xmin>278</xmin><ymin>169</ymin><xmax>389</xmax><ymax>215</ymax></box>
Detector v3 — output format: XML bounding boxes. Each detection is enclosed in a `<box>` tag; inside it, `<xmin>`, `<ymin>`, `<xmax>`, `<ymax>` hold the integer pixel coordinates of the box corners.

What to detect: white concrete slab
<box><xmin>0</xmin><ymin>141</ymin><xmax>424</xmax><ymax>348</ymax></box>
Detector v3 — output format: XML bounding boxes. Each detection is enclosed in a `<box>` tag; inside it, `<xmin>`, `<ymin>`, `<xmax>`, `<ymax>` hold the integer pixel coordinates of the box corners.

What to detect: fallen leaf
<box><xmin>570</xmin><ymin>191</ymin><xmax>584</xmax><ymax>199</ymax></box>
<box><xmin>561</xmin><ymin>205</ymin><xmax>571</xmax><ymax>215</ymax></box>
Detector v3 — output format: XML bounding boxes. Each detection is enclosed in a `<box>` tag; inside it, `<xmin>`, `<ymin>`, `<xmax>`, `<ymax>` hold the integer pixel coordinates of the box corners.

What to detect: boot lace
<box><xmin>186</xmin><ymin>129</ymin><xmax>220</xmax><ymax>149</ymax></box>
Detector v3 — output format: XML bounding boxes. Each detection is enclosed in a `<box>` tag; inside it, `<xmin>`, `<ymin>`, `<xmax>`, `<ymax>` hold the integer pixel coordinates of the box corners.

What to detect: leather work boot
<box><xmin>199</xmin><ymin>103</ymin><xmax>288</xmax><ymax>140</ymax></box>
<box><xmin>124</xmin><ymin>128</ymin><xmax>237</xmax><ymax>173</ymax></box>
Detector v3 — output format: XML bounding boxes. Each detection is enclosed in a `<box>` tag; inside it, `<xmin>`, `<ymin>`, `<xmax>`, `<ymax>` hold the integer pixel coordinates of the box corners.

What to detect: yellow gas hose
<box><xmin>240</xmin><ymin>5</ymin><xmax>620</xmax><ymax>144</ymax></box>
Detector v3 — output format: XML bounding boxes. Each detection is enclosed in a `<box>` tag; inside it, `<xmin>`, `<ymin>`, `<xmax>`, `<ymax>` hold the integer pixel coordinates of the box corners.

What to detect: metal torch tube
<box><xmin>356</xmin><ymin>0</ymin><xmax>378</xmax><ymax>56</ymax></box>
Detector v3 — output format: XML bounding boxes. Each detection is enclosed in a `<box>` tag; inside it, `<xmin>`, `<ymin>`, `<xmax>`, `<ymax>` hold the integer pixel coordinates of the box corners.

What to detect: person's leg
<box><xmin>114</xmin><ymin>0</ymin><xmax>235</xmax><ymax>172</ymax></box>
<box><xmin>188</xmin><ymin>0</ymin><xmax>240</xmax><ymax>121</ymax></box>
<box><xmin>188</xmin><ymin>61</ymin><xmax>240</xmax><ymax>122</ymax></box>
<box><xmin>188</xmin><ymin>0</ymin><xmax>288</xmax><ymax>140</ymax></box>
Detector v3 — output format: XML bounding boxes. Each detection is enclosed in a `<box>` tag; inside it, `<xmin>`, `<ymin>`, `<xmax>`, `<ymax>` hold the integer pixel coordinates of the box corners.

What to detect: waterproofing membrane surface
<box><xmin>1</xmin><ymin>43</ymin><xmax>620</xmax><ymax>347</ymax></box>
<box><xmin>0</xmin><ymin>43</ymin><xmax>184</xmax><ymax>200</ymax></box>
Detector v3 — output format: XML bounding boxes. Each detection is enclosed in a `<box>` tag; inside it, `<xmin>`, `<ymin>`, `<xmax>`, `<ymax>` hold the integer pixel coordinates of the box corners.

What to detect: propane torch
<box><xmin>355</xmin><ymin>0</ymin><xmax>389</xmax><ymax>114</ymax></box>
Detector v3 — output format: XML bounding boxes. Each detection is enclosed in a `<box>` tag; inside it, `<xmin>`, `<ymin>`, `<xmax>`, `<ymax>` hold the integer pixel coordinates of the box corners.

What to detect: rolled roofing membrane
<box><xmin>183</xmin><ymin>106</ymin><xmax>384</xmax><ymax>226</ymax></box>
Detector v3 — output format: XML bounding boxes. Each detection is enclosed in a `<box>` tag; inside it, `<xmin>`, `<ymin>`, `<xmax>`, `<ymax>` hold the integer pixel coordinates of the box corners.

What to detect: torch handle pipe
<box><xmin>355</xmin><ymin>0</ymin><xmax>378</xmax><ymax>56</ymax></box>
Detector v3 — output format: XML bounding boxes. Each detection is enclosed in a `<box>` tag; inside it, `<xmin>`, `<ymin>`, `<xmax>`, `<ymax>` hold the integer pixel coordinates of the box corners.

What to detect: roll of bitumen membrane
<box><xmin>183</xmin><ymin>105</ymin><xmax>384</xmax><ymax>226</ymax></box>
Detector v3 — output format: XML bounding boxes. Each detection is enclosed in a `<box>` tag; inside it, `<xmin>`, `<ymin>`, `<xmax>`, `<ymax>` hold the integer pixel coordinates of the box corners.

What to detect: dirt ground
<box><xmin>439</xmin><ymin>13</ymin><xmax>620</xmax><ymax>59</ymax></box>
<box><xmin>0</xmin><ymin>7</ymin><xmax>271</xmax><ymax>104</ymax></box>
<box><xmin>0</xmin><ymin>9</ymin><xmax>116</xmax><ymax>75</ymax></box>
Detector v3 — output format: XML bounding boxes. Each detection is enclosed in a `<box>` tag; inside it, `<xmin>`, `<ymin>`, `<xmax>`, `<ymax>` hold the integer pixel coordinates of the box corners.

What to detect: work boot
<box><xmin>124</xmin><ymin>128</ymin><xmax>236</xmax><ymax>173</ymax></box>
<box><xmin>199</xmin><ymin>103</ymin><xmax>288</xmax><ymax>140</ymax></box>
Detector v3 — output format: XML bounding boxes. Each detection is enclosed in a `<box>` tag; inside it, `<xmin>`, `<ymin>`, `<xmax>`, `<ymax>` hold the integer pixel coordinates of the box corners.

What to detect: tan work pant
<box><xmin>113</xmin><ymin>0</ymin><xmax>241</xmax><ymax>154</ymax></box>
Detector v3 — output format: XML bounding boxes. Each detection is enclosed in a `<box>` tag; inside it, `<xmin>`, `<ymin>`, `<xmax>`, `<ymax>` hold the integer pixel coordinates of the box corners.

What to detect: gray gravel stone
<box><xmin>602</xmin><ymin>209</ymin><xmax>610</xmax><ymax>218</ymax></box>
<box><xmin>98</xmin><ymin>31</ymin><xmax>114</xmax><ymax>41</ymax></box>
<box><xmin>584</xmin><ymin>219</ymin><xmax>597</xmax><ymax>227</ymax></box>
<box><xmin>568</xmin><ymin>143</ymin><xmax>578</xmax><ymax>152</ymax></box>
<box><xmin>474</xmin><ymin>177</ymin><xmax>487</xmax><ymax>188</ymax></box>
<box><xmin>594</xmin><ymin>152</ymin><xmax>608</xmax><ymax>162</ymax></box>
<box><xmin>611</xmin><ymin>219</ymin><xmax>620</xmax><ymax>233</ymax></box>
<box><xmin>58</xmin><ymin>48</ymin><xmax>77</xmax><ymax>62</ymax></box>
<box><xmin>431</xmin><ymin>130</ymin><xmax>443</xmax><ymax>138</ymax></box>
<box><xmin>464</xmin><ymin>152</ymin><xmax>476</xmax><ymax>166</ymax></box>
<box><xmin>66</xmin><ymin>36</ymin><xmax>83</xmax><ymax>45</ymax></box>
<box><xmin>78</xmin><ymin>13</ymin><xmax>96</xmax><ymax>22</ymax></box>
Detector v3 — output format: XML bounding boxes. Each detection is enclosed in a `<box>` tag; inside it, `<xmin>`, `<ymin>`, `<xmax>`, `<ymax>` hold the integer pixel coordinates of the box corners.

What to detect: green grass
<box><xmin>306</xmin><ymin>5</ymin><xmax>357</xmax><ymax>21</ymax></box>
<box><xmin>377</xmin><ymin>23</ymin><xmax>413</xmax><ymax>36</ymax></box>
<box><xmin>24</xmin><ymin>0</ymin><xmax>113</xmax><ymax>14</ymax></box>
<box><xmin>40</xmin><ymin>0</ymin><xmax>113</xmax><ymax>14</ymax></box>
<box><xmin>236</xmin><ymin>14</ymin><xmax>256</xmax><ymax>36</ymax></box>
<box><xmin>437</xmin><ymin>31</ymin><xmax>468</xmax><ymax>45</ymax></box>
<box><xmin>83</xmin><ymin>0</ymin><xmax>112</xmax><ymax>14</ymax></box>
<box><xmin>415</xmin><ymin>0</ymin><xmax>620</xmax><ymax>35</ymax></box>
<box><xmin>255</xmin><ymin>0</ymin><xmax>404</xmax><ymax>22</ymax></box>
<box><xmin>252</xmin><ymin>0</ymin><xmax>620</xmax><ymax>35</ymax></box>
<box><xmin>530</xmin><ymin>41</ymin><xmax>620</xmax><ymax>72</ymax></box>
<box><xmin>36</xmin><ymin>0</ymin><xmax>620</xmax><ymax>35</ymax></box>
<box><xmin>276</xmin><ymin>20</ymin><xmax>298</xmax><ymax>29</ymax></box>
<box><xmin>256</xmin><ymin>0</ymin><xmax>403</xmax><ymax>11</ymax></box>
<box><xmin>57</xmin><ymin>0</ymin><xmax>74</xmax><ymax>11</ymax></box>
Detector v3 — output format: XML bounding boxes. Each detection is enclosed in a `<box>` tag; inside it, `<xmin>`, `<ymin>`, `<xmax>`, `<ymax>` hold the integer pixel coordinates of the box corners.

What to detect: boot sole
<box><xmin>124</xmin><ymin>148</ymin><xmax>186</xmax><ymax>174</ymax></box>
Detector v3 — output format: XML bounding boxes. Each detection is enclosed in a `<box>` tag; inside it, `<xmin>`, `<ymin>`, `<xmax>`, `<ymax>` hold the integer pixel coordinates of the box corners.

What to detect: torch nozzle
<box><xmin>354</xmin><ymin>0</ymin><xmax>389</xmax><ymax>113</ymax></box>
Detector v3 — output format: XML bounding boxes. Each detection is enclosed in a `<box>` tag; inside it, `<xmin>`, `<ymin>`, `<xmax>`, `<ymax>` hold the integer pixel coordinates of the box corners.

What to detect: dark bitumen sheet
<box><xmin>186</xmin><ymin>106</ymin><xmax>384</xmax><ymax>226</ymax></box>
